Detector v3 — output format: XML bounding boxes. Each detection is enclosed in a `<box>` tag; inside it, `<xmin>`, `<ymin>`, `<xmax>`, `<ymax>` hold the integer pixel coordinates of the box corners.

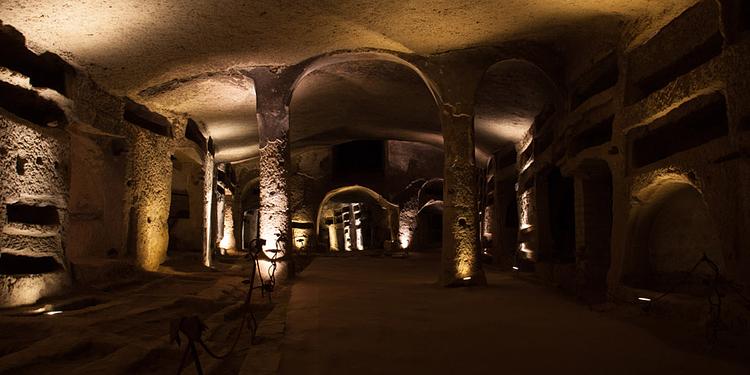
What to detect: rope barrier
<box><xmin>605</xmin><ymin>253</ymin><xmax>750</xmax><ymax>346</ymax></box>
<box><xmin>172</xmin><ymin>237</ymin><xmax>274</xmax><ymax>374</ymax></box>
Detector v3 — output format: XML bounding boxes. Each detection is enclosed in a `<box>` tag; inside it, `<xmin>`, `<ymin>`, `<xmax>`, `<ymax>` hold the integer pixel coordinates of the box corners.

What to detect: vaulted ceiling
<box><xmin>0</xmin><ymin>0</ymin><xmax>696</xmax><ymax>162</ymax></box>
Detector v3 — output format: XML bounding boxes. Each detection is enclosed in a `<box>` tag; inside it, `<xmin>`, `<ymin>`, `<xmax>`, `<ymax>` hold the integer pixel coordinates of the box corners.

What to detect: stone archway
<box><xmin>625</xmin><ymin>173</ymin><xmax>725</xmax><ymax>293</ymax></box>
<box><xmin>315</xmin><ymin>185</ymin><xmax>399</xmax><ymax>251</ymax></box>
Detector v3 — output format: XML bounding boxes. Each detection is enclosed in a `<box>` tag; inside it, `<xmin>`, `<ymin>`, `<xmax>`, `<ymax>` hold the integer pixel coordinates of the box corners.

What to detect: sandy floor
<box><xmin>279</xmin><ymin>254</ymin><xmax>749</xmax><ymax>375</ymax></box>
<box><xmin>0</xmin><ymin>254</ymin><xmax>278</xmax><ymax>375</ymax></box>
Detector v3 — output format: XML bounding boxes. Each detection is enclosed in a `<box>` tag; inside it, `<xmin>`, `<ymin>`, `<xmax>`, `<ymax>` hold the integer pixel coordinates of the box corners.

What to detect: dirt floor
<box><xmin>278</xmin><ymin>254</ymin><xmax>750</xmax><ymax>375</ymax></box>
<box><xmin>0</xmin><ymin>253</ymin><xmax>282</xmax><ymax>375</ymax></box>
<box><xmin>1</xmin><ymin>253</ymin><xmax>748</xmax><ymax>374</ymax></box>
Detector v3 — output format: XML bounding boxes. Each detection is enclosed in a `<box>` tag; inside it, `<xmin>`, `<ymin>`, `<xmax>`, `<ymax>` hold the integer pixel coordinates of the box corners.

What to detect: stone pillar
<box><xmin>126</xmin><ymin>128</ymin><xmax>173</xmax><ymax>271</ymax></box>
<box><xmin>201</xmin><ymin>151</ymin><xmax>215</xmax><ymax>267</ymax></box>
<box><xmin>398</xmin><ymin>194</ymin><xmax>420</xmax><ymax>250</ymax></box>
<box><xmin>215</xmin><ymin>192</ymin><xmax>225</xmax><ymax>251</ymax></box>
<box><xmin>252</xmin><ymin>69</ymin><xmax>293</xmax><ymax>260</ymax></box>
<box><xmin>219</xmin><ymin>192</ymin><xmax>236</xmax><ymax>251</ymax></box>
<box><xmin>439</xmin><ymin>101</ymin><xmax>486</xmax><ymax>285</ymax></box>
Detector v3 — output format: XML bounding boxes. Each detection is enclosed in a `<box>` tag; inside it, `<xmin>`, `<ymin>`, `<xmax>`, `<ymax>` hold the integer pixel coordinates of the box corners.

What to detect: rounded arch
<box><xmin>473</xmin><ymin>59</ymin><xmax>561</xmax><ymax>156</ymax></box>
<box><xmin>286</xmin><ymin>49</ymin><xmax>442</xmax><ymax>109</ymax></box>
<box><xmin>624</xmin><ymin>172</ymin><xmax>725</xmax><ymax>292</ymax></box>
<box><xmin>412</xmin><ymin>199</ymin><xmax>444</xmax><ymax>251</ymax></box>
<box><xmin>418</xmin><ymin>199</ymin><xmax>444</xmax><ymax>215</ymax></box>
<box><xmin>287</xmin><ymin>53</ymin><xmax>444</xmax><ymax>154</ymax></box>
<box><xmin>315</xmin><ymin>185</ymin><xmax>400</xmax><ymax>246</ymax></box>
<box><xmin>418</xmin><ymin>178</ymin><xmax>444</xmax><ymax>208</ymax></box>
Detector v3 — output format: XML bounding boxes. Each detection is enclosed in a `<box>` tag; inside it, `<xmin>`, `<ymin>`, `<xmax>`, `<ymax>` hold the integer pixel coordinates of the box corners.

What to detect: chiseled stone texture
<box><xmin>259</xmin><ymin>137</ymin><xmax>291</xmax><ymax>257</ymax></box>
<box><xmin>123</xmin><ymin>125</ymin><xmax>173</xmax><ymax>271</ymax></box>
<box><xmin>397</xmin><ymin>180</ymin><xmax>423</xmax><ymax>250</ymax></box>
<box><xmin>202</xmin><ymin>152</ymin><xmax>215</xmax><ymax>267</ymax></box>
<box><xmin>0</xmin><ymin>109</ymin><xmax>71</xmax><ymax>306</ymax></box>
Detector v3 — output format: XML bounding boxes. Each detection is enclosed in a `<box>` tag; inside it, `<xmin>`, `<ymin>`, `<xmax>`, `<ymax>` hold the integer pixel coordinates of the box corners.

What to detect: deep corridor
<box><xmin>2</xmin><ymin>1</ymin><xmax>750</xmax><ymax>373</ymax></box>
<box><xmin>279</xmin><ymin>256</ymin><xmax>747</xmax><ymax>375</ymax></box>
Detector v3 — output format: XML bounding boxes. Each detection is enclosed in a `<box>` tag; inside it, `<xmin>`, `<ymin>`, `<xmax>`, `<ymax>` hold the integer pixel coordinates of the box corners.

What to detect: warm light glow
<box><xmin>519</xmin><ymin>242</ymin><xmax>533</xmax><ymax>254</ymax></box>
<box><xmin>344</xmin><ymin>226</ymin><xmax>352</xmax><ymax>251</ymax></box>
<box><xmin>219</xmin><ymin>194</ymin><xmax>236</xmax><ymax>251</ymax></box>
<box><xmin>328</xmin><ymin>224</ymin><xmax>340</xmax><ymax>251</ymax></box>
<box><xmin>29</xmin><ymin>306</ymin><xmax>48</xmax><ymax>314</ymax></box>
<box><xmin>45</xmin><ymin>310</ymin><xmax>62</xmax><ymax>316</ymax></box>
<box><xmin>259</xmin><ymin>138</ymin><xmax>290</xmax><ymax>259</ymax></box>
<box><xmin>292</xmin><ymin>227</ymin><xmax>312</xmax><ymax>251</ymax></box>
<box><xmin>520</xmin><ymin>156</ymin><xmax>534</xmax><ymax>173</ymax></box>
<box><xmin>512</xmin><ymin>266</ymin><xmax>520</xmax><ymax>271</ymax></box>
<box><xmin>462</xmin><ymin>276</ymin><xmax>472</xmax><ymax>281</ymax></box>
<box><xmin>399</xmin><ymin>233</ymin><xmax>412</xmax><ymax>249</ymax></box>
<box><xmin>356</xmin><ymin>227</ymin><xmax>364</xmax><ymax>251</ymax></box>
<box><xmin>202</xmin><ymin>153</ymin><xmax>215</xmax><ymax>267</ymax></box>
<box><xmin>398</xmin><ymin>195</ymin><xmax>419</xmax><ymax>250</ymax></box>
<box><xmin>315</xmin><ymin>185</ymin><xmax>399</xmax><ymax>250</ymax></box>
<box><xmin>638</xmin><ymin>297</ymin><xmax>652</xmax><ymax>302</ymax></box>
<box><xmin>519</xmin><ymin>189</ymin><xmax>534</xmax><ymax>231</ymax></box>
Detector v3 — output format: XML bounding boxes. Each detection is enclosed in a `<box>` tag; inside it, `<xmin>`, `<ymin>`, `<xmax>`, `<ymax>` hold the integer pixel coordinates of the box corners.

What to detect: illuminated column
<box><xmin>439</xmin><ymin>100</ymin><xmax>486</xmax><ymax>286</ymax></box>
<box><xmin>127</xmin><ymin>128</ymin><xmax>173</xmax><ymax>271</ymax></box>
<box><xmin>347</xmin><ymin>204</ymin><xmax>356</xmax><ymax>251</ymax></box>
<box><xmin>202</xmin><ymin>151</ymin><xmax>215</xmax><ymax>267</ymax></box>
<box><xmin>253</xmin><ymin>70</ymin><xmax>292</xmax><ymax>260</ymax></box>
<box><xmin>215</xmin><ymin>192</ymin><xmax>225</xmax><ymax>251</ymax></box>
<box><xmin>219</xmin><ymin>192</ymin><xmax>236</xmax><ymax>251</ymax></box>
<box><xmin>399</xmin><ymin>194</ymin><xmax>420</xmax><ymax>250</ymax></box>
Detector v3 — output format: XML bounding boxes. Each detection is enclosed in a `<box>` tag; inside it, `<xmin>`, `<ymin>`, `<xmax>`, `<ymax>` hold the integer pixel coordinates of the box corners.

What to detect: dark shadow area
<box><xmin>631</xmin><ymin>93</ymin><xmax>728</xmax><ymax>168</ymax></box>
<box><xmin>0</xmin><ymin>81</ymin><xmax>67</xmax><ymax>127</ymax></box>
<box><xmin>185</xmin><ymin>118</ymin><xmax>207</xmax><ymax>151</ymax></box>
<box><xmin>571</xmin><ymin>52</ymin><xmax>619</xmax><ymax>109</ymax></box>
<box><xmin>570</xmin><ymin>115</ymin><xmax>613</xmax><ymax>157</ymax></box>
<box><xmin>0</xmin><ymin>254</ymin><xmax>63</xmax><ymax>274</ymax></box>
<box><xmin>6</xmin><ymin>203</ymin><xmax>59</xmax><ymax>226</ymax></box>
<box><xmin>0</xmin><ymin>23</ymin><xmax>73</xmax><ymax>95</ymax></box>
<box><xmin>123</xmin><ymin>98</ymin><xmax>173</xmax><ymax>137</ymax></box>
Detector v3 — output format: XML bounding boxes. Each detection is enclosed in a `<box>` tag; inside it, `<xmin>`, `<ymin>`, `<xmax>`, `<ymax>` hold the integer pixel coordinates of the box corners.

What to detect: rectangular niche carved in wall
<box><xmin>630</xmin><ymin>93</ymin><xmax>728</xmax><ymax>168</ymax></box>
<box><xmin>6</xmin><ymin>203</ymin><xmax>59</xmax><ymax>226</ymax></box>
<box><xmin>0</xmin><ymin>253</ymin><xmax>62</xmax><ymax>274</ymax></box>
<box><xmin>0</xmin><ymin>81</ymin><xmax>67</xmax><ymax>127</ymax></box>
<box><xmin>123</xmin><ymin>98</ymin><xmax>173</xmax><ymax>137</ymax></box>
<box><xmin>571</xmin><ymin>52</ymin><xmax>619</xmax><ymax>110</ymax></box>
<box><xmin>569</xmin><ymin>115</ymin><xmax>614</xmax><ymax>157</ymax></box>
<box><xmin>625</xmin><ymin>1</ymin><xmax>723</xmax><ymax>105</ymax></box>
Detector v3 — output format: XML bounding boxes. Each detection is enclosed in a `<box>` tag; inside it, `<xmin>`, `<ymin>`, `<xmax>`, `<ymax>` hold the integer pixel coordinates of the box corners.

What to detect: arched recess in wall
<box><xmin>287</xmin><ymin>53</ymin><xmax>445</xmax><ymax>253</ymax></box>
<box><xmin>417</xmin><ymin>178</ymin><xmax>444</xmax><ymax>208</ymax></box>
<box><xmin>473</xmin><ymin>59</ymin><xmax>560</xmax><ymax>263</ymax></box>
<box><xmin>413</xmin><ymin>199</ymin><xmax>444</xmax><ymax>251</ymax></box>
<box><xmin>286</xmin><ymin>51</ymin><xmax>445</xmax><ymax>200</ymax></box>
<box><xmin>624</xmin><ymin>173</ymin><xmax>725</xmax><ymax>294</ymax></box>
<box><xmin>315</xmin><ymin>185</ymin><xmax>399</xmax><ymax>251</ymax></box>
<box><xmin>288</xmin><ymin>57</ymin><xmax>444</xmax><ymax>157</ymax></box>
<box><xmin>286</xmin><ymin>50</ymin><xmax>442</xmax><ymax>109</ymax></box>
